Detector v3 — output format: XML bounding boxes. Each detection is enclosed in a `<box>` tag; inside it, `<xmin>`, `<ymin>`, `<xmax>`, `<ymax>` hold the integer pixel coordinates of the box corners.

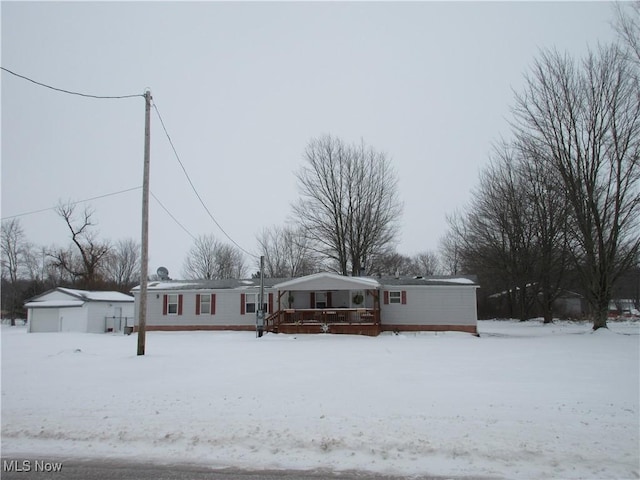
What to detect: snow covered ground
<box><xmin>2</xmin><ymin>320</ymin><xmax>638</xmax><ymax>479</ymax></box>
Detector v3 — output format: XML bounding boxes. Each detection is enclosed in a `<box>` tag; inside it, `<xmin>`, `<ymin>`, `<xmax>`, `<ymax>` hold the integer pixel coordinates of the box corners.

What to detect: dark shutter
<box><xmin>268</xmin><ymin>293</ymin><xmax>274</xmax><ymax>313</ymax></box>
<box><xmin>240</xmin><ymin>293</ymin><xmax>246</xmax><ymax>315</ymax></box>
<box><xmin>211</xmin><ymin>294</ymin><xmax>216</xmax><ymax>315</ymax></box>
<box><xmin>163</xmin><ymin>294</ymin><xmax>168</xmax><ymax>315</ymax></box>
<box><xmin>401</xmin><ymin>290</ymin><xmax>407</xmax><ymax>305</ymax></box>
<box><xmin>327</xmin><ymin>291</ymin><xmax>333</xmax><ymax>308</ymax></box>
<box><xmin>195</xmin><ymin>294</ymin><xmax>201</xmax><ymax>315</ymax></box>
<box><xmin>310</xmin><ymin>292</ymin><xmax>316</xmax><ymax>308</ymax></box>
<box><xmin>383</xmin><ymin>291</ymin><xmax>389</xmax><ymax>305</ymax></box>
<box><xmin>178</xmin><ymin>294</ymin><xmax>183</xmax><ymax>315</ymax></box>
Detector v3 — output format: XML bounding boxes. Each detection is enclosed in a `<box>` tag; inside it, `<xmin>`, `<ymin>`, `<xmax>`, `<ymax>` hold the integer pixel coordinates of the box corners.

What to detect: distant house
<box><xmin>131</xmin><ymin>272</ymin><xmax>479</xmax><ymax>336</ymax></box>
<box><xmin>24</xmin><ymin>288</ymin><xmax>134</xmax><ymax>333</ymax></box>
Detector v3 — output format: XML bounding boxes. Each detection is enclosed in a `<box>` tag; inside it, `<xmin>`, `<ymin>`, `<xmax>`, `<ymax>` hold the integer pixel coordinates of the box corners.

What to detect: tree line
<box><xmin>443</xmin><ymin>3</ymin><xmax>640</xmax><ymax>329</ymax></box>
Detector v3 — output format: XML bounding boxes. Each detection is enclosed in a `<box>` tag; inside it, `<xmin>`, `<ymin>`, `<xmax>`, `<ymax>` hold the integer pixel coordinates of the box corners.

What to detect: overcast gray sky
<box><xmin>1</xmin><ymin>1</ymin><xmax>620</xmax><ymax>278</ymax></box>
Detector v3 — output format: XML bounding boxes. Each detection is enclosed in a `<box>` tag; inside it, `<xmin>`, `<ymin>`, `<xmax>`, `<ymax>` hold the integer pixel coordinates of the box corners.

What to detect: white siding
<box><xmin>29</xmin><ymin>308</ymin><xmax>61</xmax><ymax>332</ymax></box>
<box><xmin>88</xmin><ymin>302</ymin><xmax>133</xmax><ymax>333</ymax></box>
<box><xmin>381</xmin><ymin>286</ymin><xmax>478</xmax><ymax>326</ymax></box>
<box><xmin>59</xmin><ymin>306</ymin><xmax>87</xmax><ymax>332</ymax></box>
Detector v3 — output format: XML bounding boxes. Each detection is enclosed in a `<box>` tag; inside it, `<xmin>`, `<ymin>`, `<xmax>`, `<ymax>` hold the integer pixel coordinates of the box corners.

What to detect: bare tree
<box><xmin>1</xmin><ymin>219</ymin><xmax>30</xmax><ymax>324</ymax></box>
<box><xmin>49</xmin><ymin>202</ymin><xmax>111</xmax><ymax>289</ymax></box>
<box><xmin>368</xmin><ymin>251</ymin><xmax>413</xmax><ymax>277</ymax></box>
<box><xmin>257</xmin><ymin>225</ymin><xmax>322</xmax><ymax>278</ymax></box>
<box><xmin>293</xmin><ymin>135</ymin><xmax>402</xmax><ymax>276</ymax></box>
<box><xmin>455</xmin><ymin>148</ymin><xmax>540</xmax><ymax>321</ymax></box>
<box><xmin>439</xmin><ymin>216</ymin><xmax>464</xmax><ymax>275</ymax></box>
<box><xmin>614</xmin><ymin>1</ymin><xmax>640</xmax><ymax>66</ymax></box>
<box><xmin>215</xmin><ymin>243</ymin><xmax>246</xmax><ymax>279</ymax></box>
<box><xmin>516</xmin><ymin>140</ymin><xmax>572</xmax><ymax>323</ymax></box>
<box><xmin>513</xmin><ymin>45</ymin><xmax>640</xmax><ymax>329</ymax></box>
<box><xmin>183</xmin><ymin>235</ymin><xmax>217</xmax><ymax>280</ymax></box>
<box><xmin>183</xmin><ymin>234</ymin><xmax>246</xmax><ymax>280</ymax></box>
<box><xmin>411</xmin><ymin>251</ymin><xmax>441</xmax><ymax>276</ymax></box>
<box><xmin>103</xmin><ymin>238</ymin><xmax>140</xmax><ymax>291</ymax></box>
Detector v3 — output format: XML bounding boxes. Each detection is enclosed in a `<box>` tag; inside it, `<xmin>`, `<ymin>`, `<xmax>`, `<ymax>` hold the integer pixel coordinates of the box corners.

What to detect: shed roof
<box><xmin>24</xmin><ymin>300</ymin><xmax>84</xmax><ymax>309</ymax></box>
<box><xmin>25</xmin><ymin>287</ymin><xmax>134</xmax><ymax>305</ymax></box>
<box><xmin>57</xmin><ymin>288</ymin><xmax>134</xmax><ymax>302</ymax></box>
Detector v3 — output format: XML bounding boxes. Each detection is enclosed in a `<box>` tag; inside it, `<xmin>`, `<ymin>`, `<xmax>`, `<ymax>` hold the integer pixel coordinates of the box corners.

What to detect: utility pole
<box><xmin>137</xmin><ymin>89</ymin><xmax>151</xmax><ymax>356</ymax></box>
<box><xmin>257</xmin><ymin>255</ymin><xmax>265</xmax><ymax>337</ymax></box>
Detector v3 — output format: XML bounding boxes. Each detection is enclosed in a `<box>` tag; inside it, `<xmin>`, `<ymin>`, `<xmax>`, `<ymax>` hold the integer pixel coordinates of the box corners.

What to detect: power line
<box><xmin>1</xmin><ymin>185</ymin><xmax>198</xmax><ymax>242</ymax></box>
<box><xmin>1</xmin><ymin>186</ymin><xmax>143</xmax><ymax>221</ymax></box>
<box><xmin>151</xmin><ymin>100</ymin><xmax>258</xmax><ymax>259</ymax></box>
<box><xmin>0</xmin><ymin>66</ymin><xmax>144</xmax><ymax>100</ymax></box>
<box><xmin>150</xmin><ymin>191</ymin><xmax>196</xmax><ymax>241</ymax></box>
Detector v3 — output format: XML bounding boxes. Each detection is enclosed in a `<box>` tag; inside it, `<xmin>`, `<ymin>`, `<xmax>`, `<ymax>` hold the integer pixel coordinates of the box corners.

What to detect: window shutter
<box><xmin>268</xmin><ymin>292</ymin><xmax>273</xmax><ymax>313</ymax></box>
<box><xmin>327</xmin><ymin>291</ymin><xmax>332</xmax><ymax>308</ymax></box>
<box><xmin>240</xmin><ymin>293</ymin><xmax>246</xmax><ymax>315</ymax></box>
<box><xmin>195</xmin><ymin>294</ymin><xmax>201</xmax><ymax>315</ymax></box>
<box><xmin>211</xmin><ymin>294</ymin><xmax>216</xmax><ymax>315</ymax></box>
<box><xmin>310</xmin><ymin>292</ymin><xmax>315</xmax><ymax>308</ymax></box>
<box><xmin>383</xmin><ymin>291</ymin><xmax>389</xmax><ymax>305</ymax></box>
<box><xmin>163</xmin><ymin>294</ymin><xmax>168</xmax><ymax>315</ymax></box>
<box><xmin>401</xmin><ymin>290</ymin><xmax>407</xmax><ymax>305</ymax></box>
<box><xmin>178</xmin><ymin>294</ymin><xmax>183</xmax><ymax>315</ymax></box>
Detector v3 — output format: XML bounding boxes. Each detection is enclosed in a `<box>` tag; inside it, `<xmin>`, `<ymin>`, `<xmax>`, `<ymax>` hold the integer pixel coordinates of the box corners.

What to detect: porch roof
<box><xmin>273</xmin><ymin>272</ymin><xmax>380</xmax><ymax>291</ymax></box>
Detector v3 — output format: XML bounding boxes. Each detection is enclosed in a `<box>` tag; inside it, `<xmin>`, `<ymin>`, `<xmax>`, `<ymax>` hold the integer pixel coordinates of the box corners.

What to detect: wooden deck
<box><xmin>266</xmin><ymin>308</ymin><xmax>381</xmax><ymax>336</ymax></box>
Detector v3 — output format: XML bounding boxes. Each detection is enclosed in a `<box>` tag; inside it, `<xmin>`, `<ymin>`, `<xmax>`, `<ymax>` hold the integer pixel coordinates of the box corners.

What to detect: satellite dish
<box><xmin>157</xmin><ymin>266</ymin><xmax>169</xmax><ymax>280</ymax></box>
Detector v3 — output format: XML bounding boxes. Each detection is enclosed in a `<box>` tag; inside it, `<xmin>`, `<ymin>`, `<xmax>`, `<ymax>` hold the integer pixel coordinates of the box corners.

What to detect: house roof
<box><xmin>273</xmin><ymin>272</ymin><xmax>381</xmax><ymax>291</ymax></box>
<box><xmin>380</xmin><ymin>275</ymin><xmax>478</xmax><ymax>287</ymax></box>
<box><xmin>130</xmin><ymin>273</ymin><xmax>478</xmax><ymax>292</ymax></box>
<box><xmin>131</xmin><ymin>277</ymin><xmax>290</xmax><ymax>292</ymax></box>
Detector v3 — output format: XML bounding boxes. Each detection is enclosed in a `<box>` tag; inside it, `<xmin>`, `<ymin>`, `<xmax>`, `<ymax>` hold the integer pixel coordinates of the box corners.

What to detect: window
<box><xmin>315</xmin><ymin>292</ymin><xmax>326</xmax><ymax>309</ymax></box>
<box><xmin>200</xmin><ymin>295</ymin><xmax>210</xmax><ymax>314</ymax></box>
<box><xmin>166</xmin><ymin>294</ymin><xmax>179</xmax><ymax>314</ymax></box>
<box><xmin>245</xmin><ymin>293</ymin><xmax>257</xmax><ymax>314</ymax></box>
<box><xmin>196</xmin><ymin>294</ymin><xmax>216</xmax><ymax>315</ymax></box>
<box><xmin>245</xmin><ymin>293</ymin><xmax>269</xmax><ymax>314</ymax></box>
<box><xmin>389</xmin><ymin>291</ymin><xmax>402</xmax><ymax>304</ymax></box>
<box><xmin>384</xmin><ymin>290</ymin><xmax>406</xmax><ymax>305</ymax></box>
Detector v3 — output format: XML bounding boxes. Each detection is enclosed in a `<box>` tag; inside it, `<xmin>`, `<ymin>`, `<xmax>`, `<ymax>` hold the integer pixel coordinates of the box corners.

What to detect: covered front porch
<box><xmin>266</xmin><ymin>273</ymin><xmax>382</xmax><ymax>336</ymax></box>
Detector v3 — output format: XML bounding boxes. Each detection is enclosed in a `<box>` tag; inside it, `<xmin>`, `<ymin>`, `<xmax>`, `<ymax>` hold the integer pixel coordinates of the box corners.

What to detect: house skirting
<box><xmin>381</xmin><ymin>324</ymin><xmax>478</xmax><ymax>335</ymax></box>
<box><xmin>132</xmin><ymin>325</ymin><xmax>255</xmax><ymax>332</ymax></box>
<box><xmin>274</xmin><ymin>323</ymin><xmax>380</xmax><ymax>336</ymax></box>
<box><xmin>131</xmin><ymin>323</ymin><xmax>478</xmax><ymax>336</ymax></box>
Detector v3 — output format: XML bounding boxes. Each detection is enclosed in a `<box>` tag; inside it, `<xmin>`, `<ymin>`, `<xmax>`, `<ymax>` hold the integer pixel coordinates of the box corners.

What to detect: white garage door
<box><xmin>29</xmin><ymin>309</ymin><xmax>60</xmax><ymax>332</ymax></box>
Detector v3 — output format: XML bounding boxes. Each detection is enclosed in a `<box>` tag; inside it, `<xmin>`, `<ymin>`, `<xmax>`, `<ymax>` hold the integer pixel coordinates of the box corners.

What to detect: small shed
<box><xmin>24</xmin><ymin>288</ymin><xmax>134</xmax><ymax>333</ymax></box>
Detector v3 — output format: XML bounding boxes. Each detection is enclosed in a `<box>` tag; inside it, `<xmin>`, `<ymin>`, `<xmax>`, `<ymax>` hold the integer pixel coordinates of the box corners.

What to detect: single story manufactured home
<box><xmin>131</xmin><ymin>272</ymin><xmax>479</xmax><ymax>336</ymax></box>
<box><xmin>24</xmin><ymin>288</ymin><xmax>135</xmax><ymax>333</ymax></box>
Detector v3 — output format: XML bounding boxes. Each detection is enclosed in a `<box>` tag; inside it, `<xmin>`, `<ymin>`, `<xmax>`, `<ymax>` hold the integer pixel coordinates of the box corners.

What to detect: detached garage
<box><xmin>25</xmin><ymin>288</ymin><xmax>134</xmax><ymax>333</ymax></box>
